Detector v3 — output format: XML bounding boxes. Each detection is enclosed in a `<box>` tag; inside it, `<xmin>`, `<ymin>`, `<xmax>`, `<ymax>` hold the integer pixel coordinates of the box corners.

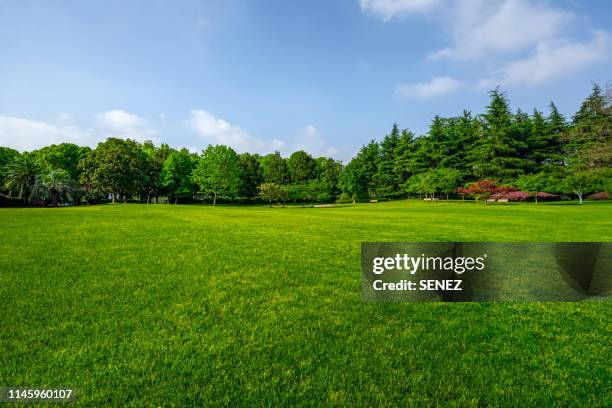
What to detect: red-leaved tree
<box><xmin>462</xmin><ymin>179</ymin><xmax>519</xmax><ymax>203</ymax></box>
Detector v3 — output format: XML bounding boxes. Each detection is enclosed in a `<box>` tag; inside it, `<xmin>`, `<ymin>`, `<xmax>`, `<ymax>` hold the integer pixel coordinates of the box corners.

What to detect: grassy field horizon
<box><xmin>1</xmin><ymin>200</ymin><xmax>611</xmax><ymax>406</ymax></box>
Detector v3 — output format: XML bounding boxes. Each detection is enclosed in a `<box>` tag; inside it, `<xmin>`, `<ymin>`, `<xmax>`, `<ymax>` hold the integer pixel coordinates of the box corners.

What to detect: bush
<box><xmin>504</xmin><ymin>191</ymin><xmax>530</xmax><ymax>201</ymax></box>
<box><xmin>336</xmin><ymin>193</ymin><xmax>354</xmax><ymax>204</ymax></box>
<box><xmin>588</xmin><ymin>192</ymin><xmax>608</xmax><ymax>200</ymax></box>
<box><xmin>378</xmin><ymin>192</ymin><xmax>404</xmax><ymax>200</ymax></box>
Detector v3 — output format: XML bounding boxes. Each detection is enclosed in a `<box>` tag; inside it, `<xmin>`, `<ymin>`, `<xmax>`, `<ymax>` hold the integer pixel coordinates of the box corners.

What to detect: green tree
<box><xmin>472</xmin><ymin>88</ymin><xmax>528</xmax><ymax>181</ymax></box>
<box><xmin>33</xmin><ymin>143</ymin><xmax>90</xmax><ymax>181</ymax></box>
<box><xmin>402</xmin><ymin>172</ymin><xmax>434</xmax><ymax>199</ymax></box>
<box><xmin>456</xmin><ymin>110</ymin><xmax>482</xmax><ymax>176</ymax></box>
<box><xmin>142</xmin><ymin>141</ymin><xmax>174</xmax><ymax>203</ymax></box>
<box><xmin>304</xmin><ymin>179</ymin><xmax>330</xmax><ymax>206</ymax></box>
<box><xmin>0</xmin><ymin>147</ymin><xmax>20</xmax><ymax>167</ymax></box>
<box><xmin>162</xmin><ymin>148</ymin><xmax>196</xmax><ymax>204</ymax></box>
<box><xmin>516</xmin><ymin>173</ymin><xmax>552</xmax><ymax>204</ymax></box>
<box><xmin>260</xmin><ymin>152</ymin><xmax>289</xmax><ymax>185</ymax></box>
<box><xmin>437</xmin><ymin>168</ymin><xmax>464</xmax><ymax>199</ymax></box>
<box><xmin>79</xmin><ymin>138</ymin><xmax>147</xmax><ymax>203</ymax></box>
<box><xmin>392</xmin><ymin>129</ymin><xmax>418</xmax><ymax>187</ymax></box>
<box><xmin>238</xmin><ymin>153</ymin><xmax>263</xmax><ymax>198</ymax></box>
<box><xmin>258</xmin><ymin>182</ymin><xmax>284</xmax><ymax>207</ymax></box>
<box><xmin>419</xmin><ymin>116</ymin><xmax>456</xmax><ymax>169</ymax></box>
<box><xmin>35</xmin><ymin>169</ymin><xmax>74</xmax><ymax>207</ymax></box>
<box><xmin>316</xmin><ymin>157</ymin><xmax>342</xmax><ymax>196</ymax></box>
<box><xmin>374</xmin><ymin>123</ymin><xmax>401</xmax><ymax>196</ymax></box>
<box><xmin>2</xmin><ymin>154</ymin><xmax>42</xmax><ymax>204</ymax></box>
<box><xmin>565</xmin><ymin>83</ymin><xmax>611</xmax><ymax>170</ymax></box>
<box><xmin>193</xmin><ymin>145</ymin><xmax>241</xmax><ymax>205</ymax></box>
<box><xmin>546</xmin><ymin>102</ymin><xmax>567</xmax><ymax>167</ymax></box>
<box><xmin>287</xmin><ymin>150</ymin><xmax>315</xmax><ymax>183</ymax></box>
<box><xmin>339</xmin><ymin>157</ymin><xmax>367</xmax><ymax>202</ymax></box>
<box><xmin>357</xmin><ymin>141</ymin><xmax>380</xmax><ymax>197</ymax></box>
<box><xmin>0</xmin><ymin>147</ymin><xmax>19</xmax><ymax>192</ymax></box>
<box><xmin>561</xmin><ymin>170</ymin><xmax>602</xmax><ymax>204</ymax></box>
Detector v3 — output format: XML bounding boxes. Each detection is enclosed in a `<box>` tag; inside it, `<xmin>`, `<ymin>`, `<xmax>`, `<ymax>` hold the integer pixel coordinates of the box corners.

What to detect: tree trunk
<box><xmin>112</xmin><ymin>191</ymin><xmax>116</xmax><ymax>204</ymax></box>
<box><xmin>535</xmin><ymin>192</ymin><xmax>538</xmax><ymax>204</ymax></box>
<box><xmin>51</xmin><ymin>191</ymin><xmax>59</xmax><ymax>207</ymax></box>
<box><xmin>578</xmin><ymin>193</ymin><xmax>583</xmax><ymax>204</ymax></box>
<box><xmin>213</xmin><ymin>192</ymin><xmax>217</xmax><ymax>206</ymax></box>
<box><xmin>175</xmin><ymin>196</ymin><xmax>178</xmax><ymax>204</ymax></box>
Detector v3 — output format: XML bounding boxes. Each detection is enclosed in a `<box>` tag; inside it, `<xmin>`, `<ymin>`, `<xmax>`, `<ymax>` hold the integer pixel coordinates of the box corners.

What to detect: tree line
<box><xmin>0</xmin><ymin>84</ymin><xmax>610</xmax><ymax>207</ymax></box>
<box><xmin>0</xmin><ymin>138</ymin><xmax>342</xmax><ymax>206</ymax></box>
<box><xmin>339</xmin><ymin>84</ymin><xmax>610</xmax><ymax>203</ymax></box>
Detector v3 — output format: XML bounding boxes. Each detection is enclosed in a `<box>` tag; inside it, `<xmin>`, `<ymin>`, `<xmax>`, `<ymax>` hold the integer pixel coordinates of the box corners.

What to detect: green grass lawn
<box><xmin>1</xmin><ymin>200</ymin><xmax>611</xmax><ymax>406</ymax></box>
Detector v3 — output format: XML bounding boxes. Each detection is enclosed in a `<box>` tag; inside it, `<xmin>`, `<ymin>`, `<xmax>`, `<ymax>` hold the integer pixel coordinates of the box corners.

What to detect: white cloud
<box><xmin>0</xmin><ymin>110</ymin><xmax>163</xmax><ymax>152</ymax></box>
<box><xmin>478</xmin><ymin>31</ymin><xmax>611</xmax><ymax>88</ymax></box>
<box><xmin>1</xmin><ymin>111</ymin><xmax>357</xmax><ymax>162</ymax></box>
<box><xmin>377</xmin><ymin>0</ymin><xmax>609</xmax><ymax>92</ymax></box>
<box><xmin>0</xmin><ymin>116</ymin><xmax>96</xmax><ymax>151</ymax></box>
<box><xmin>96</xmin><ymin>109</ymin><xmax>159</xmax><ymax>143</ymax></box>
<box><xmin>431</xmin><ymin>0</ymin><xmax>573</xmax><ymax>60</ymax></box>
<box><xmin>293</xmin><ymin>125</ymin><xmax>344</xmax><ymax>159</ymax></box>
<box><xmin>188</xmin><ymin>109</ymin><xmax>275</xmax><ymax>154</ymax></box>
<box><xmin>188</xmin><ymin>110</ymin><xmax>354</xmax><ymax>161</ymax></box>
<box><xmin>359</xmin><ymin>0</ymin><xmax>439</xmax><ymax>20</ymax></box>
<box><xmin>395</xmin><ymin>76</ymin><xmax>461</xmax><ymax>98</ymax></box>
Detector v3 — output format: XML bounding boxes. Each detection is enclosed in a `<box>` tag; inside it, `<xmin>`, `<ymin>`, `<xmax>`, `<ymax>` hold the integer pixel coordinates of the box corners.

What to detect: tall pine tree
<box><xmin>472</xmin><ymin>88</ymin><xmax>528</xmax><ymax>181</ymax></box>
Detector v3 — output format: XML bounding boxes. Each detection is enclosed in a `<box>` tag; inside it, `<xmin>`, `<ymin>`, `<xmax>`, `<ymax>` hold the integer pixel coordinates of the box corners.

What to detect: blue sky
<box><xmin>0</xmin><ymin>0</ymin><xmax>610</xmax><ymax>161</ymax></box>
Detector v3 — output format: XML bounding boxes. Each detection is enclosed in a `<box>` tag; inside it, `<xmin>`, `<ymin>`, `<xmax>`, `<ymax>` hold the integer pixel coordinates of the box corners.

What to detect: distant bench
<box><xmin>423</xmin><ymin>197</ymin><xmax>439</xmax><ymax>201</ymax></box>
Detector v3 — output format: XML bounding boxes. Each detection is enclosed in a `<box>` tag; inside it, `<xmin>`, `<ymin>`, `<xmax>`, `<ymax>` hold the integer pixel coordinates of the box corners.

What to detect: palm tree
<box><xmin>2</xmin><ymin>154</ymin><xmax>41</xmax><ymax>205</ymax></box>
<box><xmin>36</xmin><ymin>170</ymin><xmax>74</xmax><ymax>207</ymax></box>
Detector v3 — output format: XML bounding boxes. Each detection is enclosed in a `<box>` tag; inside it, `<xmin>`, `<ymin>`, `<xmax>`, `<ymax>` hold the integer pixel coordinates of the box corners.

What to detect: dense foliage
<box><xmin>344</xmin><ymin>85</ymin><xmax>610</xmax><ymax>202</ymax></box>
<box><xmin>0</xmin><ymin>85</ymin><xmax>610</xmax><ymax>206</ymax></box>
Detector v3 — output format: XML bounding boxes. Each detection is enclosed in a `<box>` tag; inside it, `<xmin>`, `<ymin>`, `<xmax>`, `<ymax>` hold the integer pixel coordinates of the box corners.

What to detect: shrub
<box><xmin>505</xmin><ymin>191</ymin><xmax>530</xmax><ymax>201</ymax></box>
<box><xmin>588</xmin><ymin>192</ymin><xmax>608</xmax><ymax>200</ymax></box>
<box><xmin>336</xmin><ymin>193</ymin><xmax>354</xmax><ymax>204</ymax></box>
<box><xmin>463</xmin><ymin>179</ymin><xmax>520</xmax><ymax>201</ymax></box>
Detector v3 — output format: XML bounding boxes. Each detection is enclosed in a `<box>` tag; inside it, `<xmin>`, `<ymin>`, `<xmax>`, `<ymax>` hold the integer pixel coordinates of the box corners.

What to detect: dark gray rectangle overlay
<box><xmin>0</xmin><ymin>387</ymin><xmax>75</xmax><ymax>403</ymax></box>
<box><xmin>361</xmin><ymin>243</ymin><xmax>611</xmax><ymax>302</ymax></box>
